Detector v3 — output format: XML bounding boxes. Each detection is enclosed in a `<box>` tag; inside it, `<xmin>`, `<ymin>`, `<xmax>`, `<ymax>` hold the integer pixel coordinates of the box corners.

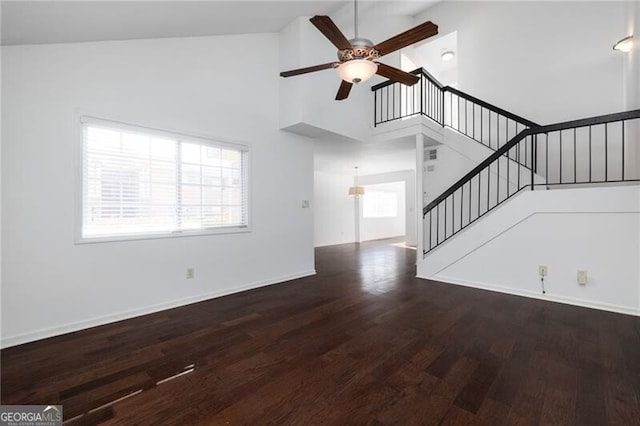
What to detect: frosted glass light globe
<box><xmin>337</xmin><ymin>59</ymin><xmax>378</xmax><ymax>84</ymax></box>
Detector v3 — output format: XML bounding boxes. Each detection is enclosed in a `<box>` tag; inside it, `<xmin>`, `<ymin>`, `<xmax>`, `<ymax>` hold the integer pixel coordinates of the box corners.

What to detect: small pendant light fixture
<box><xmin>348</xmin><ymin>166</ymin><xmax>365</xmax><ymax>196</ymax></box>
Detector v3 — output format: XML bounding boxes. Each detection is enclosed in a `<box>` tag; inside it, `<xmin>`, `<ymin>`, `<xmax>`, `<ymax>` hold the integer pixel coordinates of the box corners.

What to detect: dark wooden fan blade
<box><xmin>374</xmin><ymin>21</ymin><xmax>438</xmax><ymax>57</ymax></box>
<box><xmin>280</xmin><ymin>62</ymin><xmax>338</xmax><ymax>77</ymax></box>
<box><xmin>376</xmin><ymin>63</ymin><xmax>420</xmax><ymax>86</ymax></box>
<box><xmin>310</xmin><ymin>15</ymin><xmax>352</xmax><ymax>50</ymax></box>
<box><xmin>335</xmin><ymin>80</ymin><xmax>353</xmax><ymax>100</ymax></box>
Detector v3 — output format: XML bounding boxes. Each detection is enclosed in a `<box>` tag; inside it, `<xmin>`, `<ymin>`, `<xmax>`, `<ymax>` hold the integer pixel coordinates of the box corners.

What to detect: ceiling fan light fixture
<box><xmin>337</xmin><ymin>59</ymin><xmax>378</xmax><ymax>84</ymax></box>
<box><xmin>441</xmin><ymin>50</ymin><xmax>455</xmax><ymax>62</ymax></box>
<box><xmin>613</xmin><ymin>35</ymin><xmax>633</xmax><ymax>52</ymax></box>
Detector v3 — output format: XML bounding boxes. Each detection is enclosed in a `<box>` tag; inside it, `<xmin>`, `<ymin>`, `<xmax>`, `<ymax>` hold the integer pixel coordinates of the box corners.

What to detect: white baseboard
<box><xmin>430</xmin><ymin>274</ymin><xmax>640</xmax><ymax>317</ymax></box>
<box><xmin>1</xmin><ymin>269</ymin><xmax>316</xmax><ymax>349</ymax></box>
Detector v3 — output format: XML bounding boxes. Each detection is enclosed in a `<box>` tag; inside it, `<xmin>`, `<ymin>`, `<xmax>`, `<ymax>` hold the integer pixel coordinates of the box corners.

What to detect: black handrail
<box><xmin>422</xmin><ymin>108</ymin><xmax>640</xmax><ymax>254</ymax></box>
<box><xmin>532</xmin><ymin>109</ymin><xmax>640</xmax><ymax>133</ymax></box>
<box><xmin>444</xmin><ymin>86</ymin><xmax>538</xmax><ymax>128</ymax></box>
<box><xmin>424</xmin><ymin>130</ymin><xmax>530</xmax><ymax>213</ymax></box>
<box><xmin>372</xmin><ymin>68</ymin><xmax>537</xmax><ymax>157</ymax></box>
<box><xmin>423</xmin><ymin>109</ymin><xmax>640</xmax><ymax>216</ymax></box>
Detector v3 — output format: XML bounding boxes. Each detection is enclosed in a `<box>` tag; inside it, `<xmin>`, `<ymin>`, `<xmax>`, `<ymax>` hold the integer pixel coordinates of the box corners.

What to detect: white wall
<box><xmin>1</xmin><ymin>34</ymin><xmax>315</xmax><ymax>347</ymax></box>
<box><xmin>419</xmin><ymin>186</ymin><xmax>640</xmax><ymax>315</ymax></box>
<box><xmin>415</xmin><ymin>1</ymin><xmax>627</xmax><ymax>124</ymax></box>
<box><xmin>358</xmin><ymin>170</ymin><xmax>416</xmax><ymax>246</ymax></box>
<box><xmin>359</xmin><ymin>181</ymin><xmax>406</xmax><ymax>242</ymax></box>
<box><xmin>313</xmin><ymin>171</ymin><xmax>355</xmax><ymax>247</ymax></box>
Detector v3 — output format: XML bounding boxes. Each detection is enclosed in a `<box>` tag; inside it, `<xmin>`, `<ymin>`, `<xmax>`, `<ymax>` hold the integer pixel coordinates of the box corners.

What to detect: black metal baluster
<box><xmin>622</xmin><ymin>120</ymin><xmax>625</xmax><ymax>180</ymax></box>
<box><xmin>573</xmin><ymin>127</ymin><xmax>578</xmax><ymax>183</ymax></box>
<box><xmin>506</xmin><ymin>118</ymin><xmax>509</xmax><ymax>145</ymax></box>
<box><xmin>432</xmin><ymin>81</ymin><xmax>435</xmax><ymax>118</ymax></box>
<box><xmin>449</xmin><ymin>92</ymin><xmax>453</xmax><ymax>127</ymax></box>
<box><xmin>530</xmin><ymin>135</ymin><xmax>535</xmax><ymax>189</ymax></box>
<box><xmin>497</xmin><ymin>149</ymin><xmax>500</xmax><ymax>203</ymax></box>
<box><xmin>386</xmin><ymin>86</ymin><xmax>389</xmax><ymax>122</ymax></box>
<box><xmin>524</xmin><ymin>126</ymin><xmax>528</xmax><ymax>168</ymax></box>
<box><xmin>478</xmin><ymin>172</ymin><xmax>481</xmax><ymax>217</ymax></box>
<box><xmin>394</xmin><ymin>83</ymin><xmax>397</xmax><ymax>120</ymax></box>
<box><xmin>605</xmin><ymin>123</ymin><xmax>608</xmax><ymax>181</ymax></box>
<box><xmin>444</xmin><ymin>197</ymin><xmax>448</xmax><ymax>239</ymax></box>
<box><xmin>465</xmin><ymin>99</ymin><xmax>469</xmax><ymax>136</ymax></box>
<box><xmin>473</xmin><ymin>104</ymin><xmax>476</xmax><ymax>141</ymax></box>
<box><xmin>497</xmin><ymin>115</ymin><xmax>500</xmax><ymax>150</ymax></box>
<box><xmin>452</xmin><ymin>192</ymin><xmax>455</xmax><ymax>234</ymax></box>
<box><xmin>559</xmin><ymin>130</ymin><xmax>562</xmax><ymax>184</ymax></box>
<box><xmin>533</xmin><ymin>132</ymin><xmax>538</xmax><ymax>174</ymax></box>
<box><xmin>481</xmin><ymin>107</ymin><xmax>484</xmax><ymax>145</ymax></box>
<box><xmin>429</xmin><ymin>209</ymin><xmax>433</xmax><ymax>250</ymax></box>
<box><xmin>531</xmin><ymin>133</ymin><xmax>538</xmax><ymax>174</ymax></box>
<box><xmin>374</xmin><ymin>90</ymin><xmax>378</xmax><ymax>126</ymax></box>
<box><xmin>589</xmin><ymin>126</ymin><xmax>592</xmax><ymax>183</ymax></box>
<box><xmin>457</xmin><ymin>95</ymin><xmax>460</xmax><ymax>131</ymax></box>
<box><xmin>487</xmin><ymin>164</ymin><xmax>491</xmax><ymax>210</ymax></box>
<box><xmin>419</xmin><ymin>77</ymin><xmax>423</xmax><ymax>116</ymax></box>
<box><xmin>403</xmin><ymin>84</ymin><xmax>407</xmax><ymax>118</ymax></box>
<box><xmin>517</xmin><ymin>141</ymin><xmax>521</xmax><ymax>189</ymax></box>
<box><xmin>546</xmin><ymin>133</ymin><xmax>549</xmax><ymax>184</ymax></box>
<box><xmin>438</xmin><ymin>89</ymin><xmax>444</xmax><ymax>123</ymax></box>
<box><xmin>507</xmin><ymin>145</ymin><xmax>510</xmax><ymax>197</ymax></box>
<box><xmin>468</xmin><ymin>180</ymin><xmax>472</xmax><ymax>224</ymax></box>
<box><xmin>460</xmin><ymin>185</ymin><xmax>464</xmax><ymax>229</ymax></box>
<box><xmin>436</xmin><ymin>204</ymin><xmax>439</xmax><ymax>245</ymax></box>
<box><xmin>489</xmin><ymin>111</ymin><xmax>492</xmax><ymax>148</ymax></box>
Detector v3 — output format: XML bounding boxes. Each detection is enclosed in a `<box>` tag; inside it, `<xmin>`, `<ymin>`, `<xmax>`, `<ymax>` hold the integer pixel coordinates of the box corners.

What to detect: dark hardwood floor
<box><xmin>2</xmin><ymin>238</ymin><xmax>640</xmax><ymax>425</ymax></box>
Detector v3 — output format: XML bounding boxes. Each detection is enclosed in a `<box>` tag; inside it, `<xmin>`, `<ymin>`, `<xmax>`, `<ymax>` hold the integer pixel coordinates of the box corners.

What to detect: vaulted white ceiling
<box><xmin>0</xmin><ymin>1</ymin><xmax>347</xmax><ymax>46</ymax></box>
<box><xmin>1</xmin><ymin>1</ymin><xmax>440</xmax><ymax>46</ymax></box>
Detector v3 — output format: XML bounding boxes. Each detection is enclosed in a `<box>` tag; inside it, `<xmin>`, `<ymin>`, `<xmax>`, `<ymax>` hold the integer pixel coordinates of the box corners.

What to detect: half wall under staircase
<box><xmin>372</xmin><ymin>68</ymin><xmax>640</xmax><ymax>315</ymax></box>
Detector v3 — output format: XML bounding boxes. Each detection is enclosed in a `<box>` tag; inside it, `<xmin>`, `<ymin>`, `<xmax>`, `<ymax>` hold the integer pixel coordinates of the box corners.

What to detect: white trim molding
<box><xmin>1</xmin><ymin>270</ymin><xmax>316</xmax><ymax>348</ymax></box>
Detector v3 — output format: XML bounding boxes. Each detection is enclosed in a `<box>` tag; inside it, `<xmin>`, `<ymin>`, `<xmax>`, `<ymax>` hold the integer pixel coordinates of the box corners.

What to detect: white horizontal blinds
<box><xmin>82</xmin><ymin>118</ymin><xmax>248</xmax><ymax>239</ymax></box>
<box><xmin>178</xmin><ymin>142</ymin><xmax>247</xmax><ymax>230</ymax></box>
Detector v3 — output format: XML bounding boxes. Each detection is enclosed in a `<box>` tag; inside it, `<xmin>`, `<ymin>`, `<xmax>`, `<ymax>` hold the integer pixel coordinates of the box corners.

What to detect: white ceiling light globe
<box><xmin>337</xmin><ymin>59</ymin><xmax>378</xmax><ymax>84</ymax></box>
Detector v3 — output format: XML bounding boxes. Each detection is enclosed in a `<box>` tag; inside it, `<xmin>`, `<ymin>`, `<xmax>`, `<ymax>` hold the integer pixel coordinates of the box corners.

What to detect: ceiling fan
<box><xmin>279</xmin><ymin>1</ymin><xmax>438</xmax><ymax>101</ymax></box>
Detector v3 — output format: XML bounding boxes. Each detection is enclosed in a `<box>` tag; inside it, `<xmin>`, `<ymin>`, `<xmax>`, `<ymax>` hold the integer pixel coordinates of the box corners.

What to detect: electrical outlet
<box><xmin>186</xmin><ymin>268</ymin><xmax>195</xmax><ymax>279</ymax></box>
<box><xmin>577</xmin><ymin>270</ymin><xmax>588</xmax><ymax>285</ymax></box>
<box><xmin>538</xmin><ymin>265</ymin><xmax>548</xmax><ymax>277</ymax></box>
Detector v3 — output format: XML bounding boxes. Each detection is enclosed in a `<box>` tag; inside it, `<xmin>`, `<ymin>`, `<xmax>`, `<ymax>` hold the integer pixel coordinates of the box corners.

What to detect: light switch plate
<box><xmin>577</xmin><ymin>270</ymin><xmax>588</xmax><ymax>285</ymax></box>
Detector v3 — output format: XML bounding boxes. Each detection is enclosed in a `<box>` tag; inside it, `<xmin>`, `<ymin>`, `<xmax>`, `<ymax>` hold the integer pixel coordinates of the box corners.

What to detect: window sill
<box><xmin>75</xmin><ymin>226</ymin><xmax>251</xmax><ymax>245</ymax></box>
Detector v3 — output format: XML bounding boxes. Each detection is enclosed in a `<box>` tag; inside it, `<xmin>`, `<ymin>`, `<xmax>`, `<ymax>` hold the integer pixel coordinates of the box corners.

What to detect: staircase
<box><xmin>372</xmin><ymin>69</ymin><xmax>640</xmax><ymax>315</ymax></box>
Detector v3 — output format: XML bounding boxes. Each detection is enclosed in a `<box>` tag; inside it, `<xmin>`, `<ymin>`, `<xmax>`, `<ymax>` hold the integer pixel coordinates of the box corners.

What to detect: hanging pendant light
<box><xmin>348</xmin><ymin>166</ymin><xmax>365</xmax><ymax>196</ymax></box>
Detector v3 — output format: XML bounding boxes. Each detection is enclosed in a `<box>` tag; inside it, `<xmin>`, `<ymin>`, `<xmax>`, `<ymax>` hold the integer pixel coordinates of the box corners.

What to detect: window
<box><xmin>80</xmin><ymin>117</ymin><xmax>249</xmax><ymax>241</ymax></box>
<box><xmin>363</xmin><ymin>190</ymin><xmax>398</xmax><ymax>218</ymax></box>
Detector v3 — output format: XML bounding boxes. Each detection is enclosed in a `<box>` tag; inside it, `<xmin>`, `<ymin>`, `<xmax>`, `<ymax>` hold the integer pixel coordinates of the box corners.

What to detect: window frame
<box><xmin>75</xmin><ymin>115</ymin><xmax>252</xmax><ymax>244</ymax></box>
<box><xmin>362</xmin><ymin>188</ymin><xmax>399</xmax><ymax>219</ymax></box>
